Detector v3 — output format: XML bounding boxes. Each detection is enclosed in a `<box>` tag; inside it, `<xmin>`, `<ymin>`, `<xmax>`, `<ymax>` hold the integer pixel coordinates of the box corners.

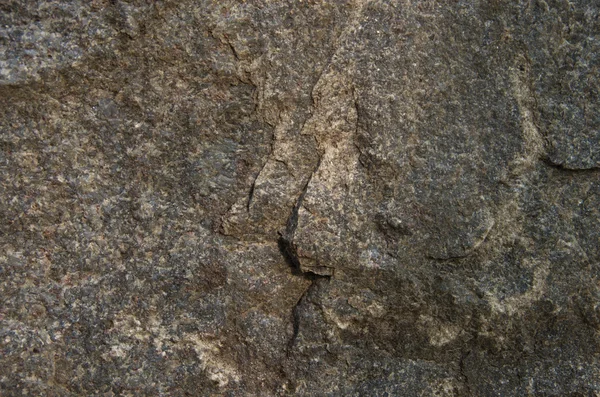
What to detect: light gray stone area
<box><xmin>1</xmin><ymin>1</ymin><xmax>599</xmax><ymax>395</ymax></box>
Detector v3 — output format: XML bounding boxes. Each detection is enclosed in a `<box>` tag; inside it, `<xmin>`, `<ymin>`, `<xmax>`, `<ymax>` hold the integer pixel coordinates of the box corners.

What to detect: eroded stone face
<box><xmin>1</xmin><ymin>0</ymin><xmax>600</xmax><ymax>395</ymax></box>
<box><xmin>522</xmin><ymin>0</ymin><xmax>600</xmax><ymax>170</ymax></box>
<box><xmin>293</xmin><ymin>1</ymin><xmax>530</xmax><ymax>270</ymax></box>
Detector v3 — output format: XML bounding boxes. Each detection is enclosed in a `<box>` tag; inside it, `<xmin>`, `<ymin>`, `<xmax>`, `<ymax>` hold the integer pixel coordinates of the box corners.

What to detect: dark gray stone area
<box><xmin>1</xmin><ymin>1</ymin><xmax>599</xmax><ymax>395</ymax></box>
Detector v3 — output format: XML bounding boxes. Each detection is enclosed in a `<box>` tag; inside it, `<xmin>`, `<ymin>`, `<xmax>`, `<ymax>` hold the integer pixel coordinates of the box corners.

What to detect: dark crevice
<box><xmin>278</xmin><ymin>155</ymin><xmax>330</xmax><ymax>353</ymax></box>
<box><xmin>278</xmin><ymin>155</ymin><xmax>322</xmax><ymax>277</ymax></box>
<box><xmin>278</xmin><ymin>236</ymin><xmax>303</xmax><ymax>278</ymax></box>
<box><xmin>286</xmin><ymin>276</ymin><xmax>329</xmax><ymax>354</ymax></box>
<box><xmin>246</xmin><ymin>159</ymin><xmax>270</xmax><ymax>212</ymax></box>
<box><xmin>246</xmin><ymin>179</ymin><xmax>256</xmax><ymax>212</ymax></box>
<box><xmin>287</xmin><ymin>283</ymin><xmax>310</xmax><ymax>352</ymax></box>
<box><xmin>426</xmin><ymin>252</ymin><xmax>470</xmax><ymax>262</ymax></box>
<box><xmin>246</xmin><ymin>109</ymin><xmax>281</xmax><ymax>209</ymax></box>
<box><xmin>541</xmin><ymin>157</ymin><xmax>600</xmax><ymax>174</ymax></box>
<box><xmin>227</xmin><ymin>41</ymin><xmax>239</xmax><ymax>61</ymax></box>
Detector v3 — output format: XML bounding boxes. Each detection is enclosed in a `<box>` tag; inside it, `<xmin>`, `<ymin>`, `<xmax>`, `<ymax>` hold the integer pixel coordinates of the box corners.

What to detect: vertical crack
<box><xmin>278</xmin><ymin>155</ymin><xmax>322</xmax><ymax>275</ymax></box>
<box><xmin>286</xmin><ymin>275</ymin><xmax>328</xmax><ymax>354</ymax></box>
<box><xmin>246</xmin><ymin>159</ymin><xmax>270</xmax><ymax>212</ymax></box>
<box><xmin>276</xmin><ymin>2</ymin><xmax>368</xmax><ymax>352</ymax></box>
<box><xmin>278</xmin><ymin>155</ymin><xmax>330</xmax><ymax>353</ymax></box>
<box><xmin>287</xmin><ymin>283</ymin><xmax>310</xmax><ymax>353</ymax></box>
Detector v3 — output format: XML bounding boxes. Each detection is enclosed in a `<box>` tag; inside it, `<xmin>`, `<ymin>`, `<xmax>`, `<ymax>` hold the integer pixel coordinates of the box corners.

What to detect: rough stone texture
<box><xmin>1</xmin><ymin>1</ymin><xmax>599</xmax><ymax>396</ymax></box>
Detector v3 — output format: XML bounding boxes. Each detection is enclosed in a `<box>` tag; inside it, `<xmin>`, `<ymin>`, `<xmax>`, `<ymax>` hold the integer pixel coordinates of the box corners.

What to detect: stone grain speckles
<box><xmin>2</xmin><ymin>0</ymin><xmax>600</xmax><ymax>395</ymax></box>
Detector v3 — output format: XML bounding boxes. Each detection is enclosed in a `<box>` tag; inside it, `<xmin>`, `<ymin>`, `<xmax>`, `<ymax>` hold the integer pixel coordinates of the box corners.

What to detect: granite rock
<box><xmin>1</xmin><ymin>0</ymin><xmax>600</xmax><ymax>396</ymax></box>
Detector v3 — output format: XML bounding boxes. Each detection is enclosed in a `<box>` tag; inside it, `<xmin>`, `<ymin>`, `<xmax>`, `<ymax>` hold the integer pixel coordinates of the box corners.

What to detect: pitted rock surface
<box><xmin>1</xmin><ymin>1</ymin><xmax>599</xmax><ymax>396</ymax></box>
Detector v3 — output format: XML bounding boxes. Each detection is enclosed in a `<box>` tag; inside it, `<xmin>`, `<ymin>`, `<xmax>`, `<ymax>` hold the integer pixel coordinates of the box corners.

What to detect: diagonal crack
<box><xmin>246</xmin><ymin>158</ymin><xmax>270</xmax><ymax>212</ymax></box>
<box><xmin>286</xmin><ymin>281</ymin><xmax>311</xmax><ymax>353</ymax></box>
<box><xmin>286</xmin><ymin>274</ymin><xmax>328</xmax><ymax>353</ymax></box>
<box><xmin>279</xmin><ymin>1</ymin><xmax>368</xmax><ymax>353</ymax></box>
<box><xmin>541</xmin><ymin>157</ymin><xmax>600</xmax><ymax>173</ymax></box>
<box><xmin>278</xmin><ymin>155</ymin><xmax>322</xmax><ymax>275</ymax></box>
<box><xmin>278</xmin><ymin>155</ymin><xmax>331</xmax><ymax>352</ymax></box>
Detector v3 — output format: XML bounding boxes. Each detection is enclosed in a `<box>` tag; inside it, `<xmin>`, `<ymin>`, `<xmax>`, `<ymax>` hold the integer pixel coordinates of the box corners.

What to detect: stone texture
<box><xmin>1</xmin><ymin>0</ymin><xmax>599</xmax><ymax>396</ymax></box>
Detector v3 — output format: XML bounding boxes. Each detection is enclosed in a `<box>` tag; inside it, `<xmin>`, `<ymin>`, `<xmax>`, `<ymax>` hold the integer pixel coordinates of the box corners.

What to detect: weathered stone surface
<box><xmin>1</xmin><ymin>0</ymin><xmax>599</xmax><ymax>395</ymax></box>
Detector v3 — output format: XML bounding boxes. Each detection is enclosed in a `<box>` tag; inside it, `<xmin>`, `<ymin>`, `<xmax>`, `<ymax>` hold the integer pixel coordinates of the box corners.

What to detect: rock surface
<box><xmin>1</xmin><ymin>0</ymin><xmax>600</xmax><ymax>395</ymax></box>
